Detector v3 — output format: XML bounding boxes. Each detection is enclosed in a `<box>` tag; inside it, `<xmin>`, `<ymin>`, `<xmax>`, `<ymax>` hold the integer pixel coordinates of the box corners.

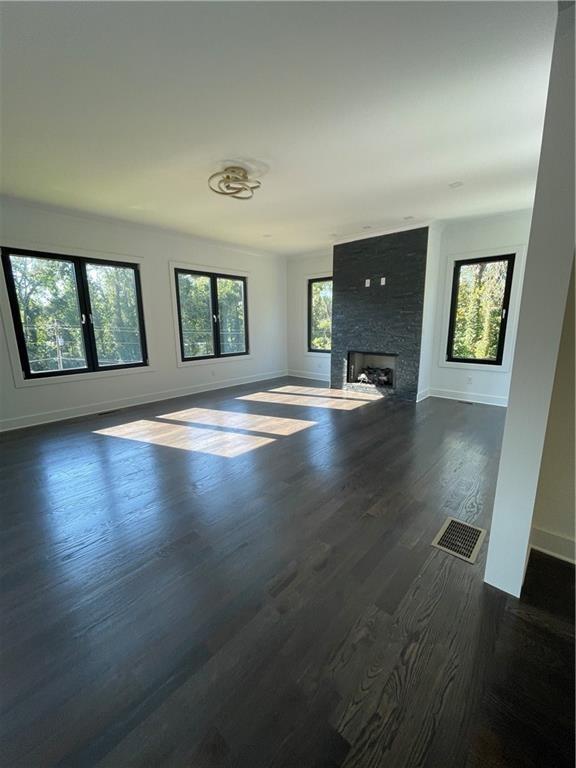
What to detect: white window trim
<box><xmin>437</xmin><ymin>244</ymin><xmax>527</xmax><ymax>373</ymax></box>
<box><xmin>0</xmin><ymin>240</ymin><xmax>156</xmax><ymax>389</ymax></box>
<box><xmin>169</xmin><ymin>259</ymin><xmax>252</xmax><ymax>367</ymax></box>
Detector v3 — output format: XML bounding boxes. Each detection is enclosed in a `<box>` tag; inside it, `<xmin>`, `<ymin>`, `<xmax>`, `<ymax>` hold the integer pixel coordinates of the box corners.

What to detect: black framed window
<box><xmin>308</xmin><ymin>277</ymin><xmax>332</xmax><ymax>352</ymax></box>
<box><xmin>175</xmin><ymin>269</ymin><xmax>248</xmax><ymax>361</ymax></box>
<box><xmin>1</xmin><ymin>248</ymin><xmax>148</xmax><ymax>379</ymax></box>
<box><xmin>446</xmin><ymin>253</ymin><xmax>515</xmax><ymax>365</ymax></box>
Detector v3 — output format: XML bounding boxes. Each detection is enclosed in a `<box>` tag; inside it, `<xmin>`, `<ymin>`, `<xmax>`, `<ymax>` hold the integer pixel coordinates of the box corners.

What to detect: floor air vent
<box><xmin>431</xmin><ymin>517</ymin><xmax>486</xmax><ymax>564</ymax></box>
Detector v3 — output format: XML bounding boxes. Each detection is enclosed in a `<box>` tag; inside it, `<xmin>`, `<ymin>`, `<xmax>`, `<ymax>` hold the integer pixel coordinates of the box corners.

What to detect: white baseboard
<box><xmin>428</xmin><ymin>387</ymin><xmax>508</xmax><ymax>407</ymax></box>
<box><xmin>416</xmin><ymin>389</ymin><xmax>430</xmax><ymax>403</ymax></box>
<box><xmin>531</xmin><ymin>527</ymin><xmax>575</xmax><ymax>564</ymax></box>
<box><xmin>0</xmin><ymin>369</ymin><xmax>289</xmax><ymax>432</ymax></box>
<box><xmin>287</xmin><ymin>369</ymin><xmax>331</xmax><ymax>382</ymax></box>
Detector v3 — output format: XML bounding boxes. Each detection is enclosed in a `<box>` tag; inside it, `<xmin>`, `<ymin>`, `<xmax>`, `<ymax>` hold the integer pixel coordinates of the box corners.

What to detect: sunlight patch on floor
<box><xmin>94</xmin><ymin>420</ymin><xmax>275</xmax><ymax>457</ymax></box>
<box><xmin>270</xmin><ymin>385</ymin><xmax>381</xmax><ymax>401</ymax></box>
<box><xmin>236</xmin><ymin>392</ymin><xmax>370</xmax><ymax>410</ymax></box>
<box><xmin>157</xmin><ymin>407</ymin><xmax>316</xmax><ymax>435</ymax></box>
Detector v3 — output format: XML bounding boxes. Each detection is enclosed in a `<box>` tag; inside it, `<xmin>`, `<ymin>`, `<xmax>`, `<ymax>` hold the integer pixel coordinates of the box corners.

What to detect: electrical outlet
<box><xmin>380</xmin><ymin>277</ymin><xmax>386</xmax><ymax>286</ymax></box>
<box><xmin>364</xmin><ymin>278</ymin><xmax>371</xmax><ymax>288</ymax></box>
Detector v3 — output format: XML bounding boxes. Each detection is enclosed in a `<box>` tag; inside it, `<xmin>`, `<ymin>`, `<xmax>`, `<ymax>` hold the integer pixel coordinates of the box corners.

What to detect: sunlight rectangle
<box><xmin>94</xmin><ymin>420</ymin><xmax>274</xmax><ymax>457</ymax></box>
<box><xmin>236</xmin><ymin>392</ymin><xmax>368</xmax><ymax>410</ymax></box>
<box><xmin>157</xmin><ymin>407</ymin><xmax>316</xmax><ymax>435</ymax></box>
<box><xmin>269</xmin><ymin>385</ymin><xmax>381</xmax><ymax>401</ymax></box>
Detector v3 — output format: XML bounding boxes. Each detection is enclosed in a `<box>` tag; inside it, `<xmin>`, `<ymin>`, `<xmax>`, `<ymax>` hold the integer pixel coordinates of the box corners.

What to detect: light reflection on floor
<box><xmin>236</xmin><ymin>391</ymin><xmax>373</xmax><ymax>410</ymax></box>
<box><xmin>269</xmin><ymin>385</ymin><xmax>381</xmax><ymax>402</ymax></box>
<box><xmin>95</xmin><ymin>419</ymin><xmax>275</xmax><ymax>457</ymax></box>
<box><xmin>157</xmin><ymin>407</ymin><xmax>316</xmax><ymax>435</ymax></box>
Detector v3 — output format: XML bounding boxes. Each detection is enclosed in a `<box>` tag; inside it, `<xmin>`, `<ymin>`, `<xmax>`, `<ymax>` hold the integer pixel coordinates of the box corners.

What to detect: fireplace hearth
<box><xmin>347</xmin><ymin>351</ymin><xmax>397</xmax><ymax>390</ymax></box>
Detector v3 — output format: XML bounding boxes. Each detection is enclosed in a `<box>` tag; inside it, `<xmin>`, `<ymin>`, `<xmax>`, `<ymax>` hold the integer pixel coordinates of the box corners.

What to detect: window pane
<box><xmin>217</xmin><ymin>277</ymin><xmax>247</xmax><ymax>355</ymax></box>
<box><xmin>310</xmin><ymin>279</ymin><xmax>332</xmax><ymax>351</ymax></box>
<box><xmin>86</xmin><ymin>263</ymin><xmax>144</xmax><ymax>366</ymax></box>
<box><xmin>450</xmin><ymin>259</ymin><xmax>509</xmax><ymax>361</ymax></box>
<box><xmin>177</xmin><ymin>273</ymin><xmax>214</xmax><ymax>358</ymax></box>
<box><xmin>9</xmin><ymin>254</ymin><xmax>87</xmax><ymax>373</ymax></box>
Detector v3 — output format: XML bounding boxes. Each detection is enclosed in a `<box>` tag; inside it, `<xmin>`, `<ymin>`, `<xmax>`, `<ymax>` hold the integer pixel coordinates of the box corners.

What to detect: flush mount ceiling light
<box><xmin>208</xmin><ymin>166</ymin><xmax>261</xmax><ymax>200</ymax></box>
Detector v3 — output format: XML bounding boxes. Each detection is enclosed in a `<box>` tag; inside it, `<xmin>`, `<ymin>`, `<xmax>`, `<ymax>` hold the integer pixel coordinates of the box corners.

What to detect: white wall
<box><xmin>484</xmin><ymin>3</ymin><xmax>574</xmax><ymax>597</ymax></box>
<box><xmin>417</xmin><ymin>221</ymin><xmax>443</xmax><ymax>401</ymax></box>
<box><xmin>424</xmin><ymin>210</ymin><xmax>532</xmax><ymax>406</ymax></box>
<box><xmin>0</xmin><ymin>198</ymin><xmax>287</xmax><ymax>430</ymax></box>
<box><xmin>286</xmin><ymin>250</ymin><xmax>332</xmax><ymax>381</ymax></box>
<box><xmin>531</xmin><ymin>267</ymin><xmax>575</xmax><ymax>563</ymax></box>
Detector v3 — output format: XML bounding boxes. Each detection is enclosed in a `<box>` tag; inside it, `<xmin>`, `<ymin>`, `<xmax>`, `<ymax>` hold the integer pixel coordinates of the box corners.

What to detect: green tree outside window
<box><xmin>448</xmin><ymin>256</ymin><xmax>514</xmax><ymax>363</ymax></box>
<box><xmin>309</xmin><ymin>278</ymin><xmax>332</xmax><ymax>352</ymax></box>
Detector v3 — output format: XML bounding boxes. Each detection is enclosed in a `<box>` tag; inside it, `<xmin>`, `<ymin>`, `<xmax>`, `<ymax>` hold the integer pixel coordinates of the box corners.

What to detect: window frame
<box><xmin>446</xmin><ymin>253</ymin><xmax>515</xmax><ymax>366</ymax></box>
<box><xmin>307</xmin><ymin>276</ymin><xmax>333</xmax><ymax>353</ymax></box>
<box><xmin>174</xmin><ymin>268</ymin><xmax>249</xmax><ymax>362</ymax></box>
<box><xmin>1</xmin><ymin>247</ymin><xmax>149</xmax><ymax>380</ymax></box>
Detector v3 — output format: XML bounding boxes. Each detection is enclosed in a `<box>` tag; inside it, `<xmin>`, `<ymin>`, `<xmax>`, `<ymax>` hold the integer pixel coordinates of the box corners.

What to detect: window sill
<box><xmin>305</xmin><ymin>350</ymin><xmax>331</xmax><ymax>357</ymax></box>
<box><xmin>177</xmin><ymin>354</ymin><xmax>252</xmax><ymax>368</ymax></box>
<box><xmin>13</xmin><ymin>364</ymin><xmax>156</xmax><ymax>389</ymax></box>
<box><xmin>437</xmin><ymin>359</ymin><xmax>510</xmax><ymax>373</ymax></box>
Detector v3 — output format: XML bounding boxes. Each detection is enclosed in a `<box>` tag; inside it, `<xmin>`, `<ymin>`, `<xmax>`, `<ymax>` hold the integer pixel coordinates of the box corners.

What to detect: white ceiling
<box><xmin>0</xmin><ymin>2</ymin><xmax>557</xmax><ymax>256</ymax></box>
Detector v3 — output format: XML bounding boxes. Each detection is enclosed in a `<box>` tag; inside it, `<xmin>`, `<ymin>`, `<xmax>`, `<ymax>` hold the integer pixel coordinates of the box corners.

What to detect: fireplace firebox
<box><xmin>347</xmin><ymin>351</ymin><xmax>397</xmax><ymax>389</ymax></box>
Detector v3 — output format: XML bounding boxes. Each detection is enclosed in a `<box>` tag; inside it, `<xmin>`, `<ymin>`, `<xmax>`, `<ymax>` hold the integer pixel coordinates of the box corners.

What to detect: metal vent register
<box><xmin>431</xmin><ymin>517</ymin><xmax>486</xmax><ymax>564</ymax></box>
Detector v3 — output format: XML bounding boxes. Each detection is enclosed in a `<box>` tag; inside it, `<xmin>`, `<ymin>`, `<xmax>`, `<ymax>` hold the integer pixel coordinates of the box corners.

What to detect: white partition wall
<box><xmin>484</xmin><ymin>4</ymin><xmax>575</xmax><ymax>597</ymax></box>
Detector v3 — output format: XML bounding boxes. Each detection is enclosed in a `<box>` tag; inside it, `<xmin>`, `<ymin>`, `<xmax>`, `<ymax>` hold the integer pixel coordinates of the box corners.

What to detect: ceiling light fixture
<box><xmin>208</xmin><ymin>166</ymin><xmax>261</xmax><ymax>200</ymax></box>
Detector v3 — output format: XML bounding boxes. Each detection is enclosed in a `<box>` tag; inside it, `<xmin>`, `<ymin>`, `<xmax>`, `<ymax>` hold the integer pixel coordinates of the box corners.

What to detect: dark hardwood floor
<box><xmin>0</xmin><ymin>378</ymin><xmax>573</xmax><ymax>767</ymax></box>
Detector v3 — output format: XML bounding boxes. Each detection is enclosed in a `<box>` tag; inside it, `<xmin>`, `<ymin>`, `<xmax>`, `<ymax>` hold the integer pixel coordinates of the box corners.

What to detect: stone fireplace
<box><xmin>330</xmin><ymin>227</ymin><xmax>428</xmax><ymax>400</ymax></box>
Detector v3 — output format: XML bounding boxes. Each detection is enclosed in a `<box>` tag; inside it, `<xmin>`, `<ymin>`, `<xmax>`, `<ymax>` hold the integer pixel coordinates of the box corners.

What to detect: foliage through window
<box><xmin>176</xmin><ymin>272</ymin><xmax>214</xmax><ymax>358</ymax></box>
<box><xmin>2</xmin><ymin>249</ymin><xmax>148</xmax><ymax>378</ymax></box>
<box><xmin>86</xmin><ymin>263</ymin><xmax>145</xmax><ymax>367</ymax></box>
<box><xmin>446</xmin><ymin>254</ymin><xmax>515</xmax><ymax>365</ymax></box>
<box><xmin>308</xmin><ymin>278</ymin><xmax>332</xmax><ymax>352</ymax></box>
<box><xmin>217</xmin><ymin>277</ymin><xmax>247</xmax><ymax>355</ymax></box>
<box><xmin>175</xmin><ymin>269</ymin><xmax>248</xmax><ymax>360</ymax></box>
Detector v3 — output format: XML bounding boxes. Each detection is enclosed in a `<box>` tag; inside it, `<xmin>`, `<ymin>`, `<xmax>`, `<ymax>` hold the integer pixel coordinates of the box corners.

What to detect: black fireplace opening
<box><xmin>347</xmin><ymin>351</ymin><xmax>397</xmax><ymax>389</ymax></box>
